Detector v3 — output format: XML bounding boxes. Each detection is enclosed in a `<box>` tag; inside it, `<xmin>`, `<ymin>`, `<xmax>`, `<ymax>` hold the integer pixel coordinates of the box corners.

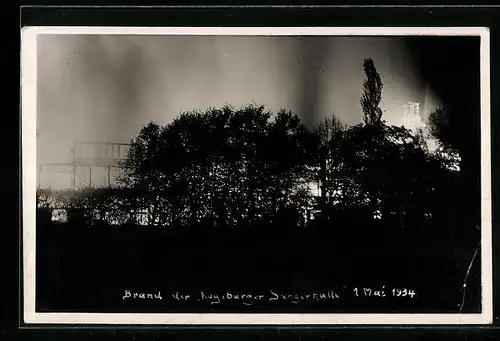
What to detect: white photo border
<box><xmin>20</xmin><ymin>26</ymin><xmax>492</xmax><ymax>325</ymax></box>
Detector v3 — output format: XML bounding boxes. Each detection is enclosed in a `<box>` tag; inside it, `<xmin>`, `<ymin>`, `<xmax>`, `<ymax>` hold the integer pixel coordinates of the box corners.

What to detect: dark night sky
<box><xmin>36</xmin><ymin>34</ymin><xmax>480</xmax><ymax>189</ymax></box>
<box><xmin>407</xmin><ymin>36</ymin><xmax>480</xmax><ymax>114</ymax></box>
<box><xmin>407</xmin><ymin>37</ymin><xmax>481</xmax><ymax>155</ymax></box>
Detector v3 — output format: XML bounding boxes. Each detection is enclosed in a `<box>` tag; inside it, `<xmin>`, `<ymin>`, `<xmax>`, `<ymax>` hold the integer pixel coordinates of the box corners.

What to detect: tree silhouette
<box><xmin>118</xmin><ymin>104</ymin><xmax>315</xmax><ymax>230</ymax></box>
<box><xmin>264</xmin><ymin>109</ymin><xmax>316</xmax><ymax>228</ymax></box>
<box><xmin>120</xmin><ymin>121</ymin><xmax>166</xmax><ymax>226</ymax></box>
<box><xmin>312</xmin><ymin>115</ymin><xmax>348</xmax><ymax>218</ymax></box>
<box><xmin>428</xmin><ymin>108</ymin><xmax>453</xmax><ymax>150</ymax></box>
<box><xmin>427</xmin><ymin>106</ymin><xmax>480</xmax><ymax>258</ymax></box>
<box><xmin>360</xmin><ymin>58</ymin><xmax>384</xmax><ymax>126</ymax></box>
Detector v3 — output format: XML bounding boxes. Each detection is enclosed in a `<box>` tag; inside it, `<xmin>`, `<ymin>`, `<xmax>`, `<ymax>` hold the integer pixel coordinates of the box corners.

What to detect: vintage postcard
<box><xmin>21</xmin><ymin>26</ymin><xmax>492</xmax><ymax>325</ymax></box>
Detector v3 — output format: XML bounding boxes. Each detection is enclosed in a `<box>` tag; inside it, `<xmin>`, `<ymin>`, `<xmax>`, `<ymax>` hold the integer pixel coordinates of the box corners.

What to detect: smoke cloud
<box><xmin>36</xmin><ymin>34</ymin><xmax>440</xmax><ymax>189</ymax></box>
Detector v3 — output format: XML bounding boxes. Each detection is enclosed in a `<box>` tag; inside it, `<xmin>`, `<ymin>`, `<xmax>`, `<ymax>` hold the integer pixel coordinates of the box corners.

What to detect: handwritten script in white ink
<box><xmin>122</xmin><ymin>289</ymin><xmax>163</xmax><ymax>300</ymax></box>
<box><xmin>352</xmin><ymin>286</ymin><xmax>417</xmax><ymax>298</ymax></box>
<box><xmin>169</xmin><ymin>290</ymin><xmax>342</xmax><ymax>305</ymax></box>
<box><xmin>123</xmin><ymin>286</ymin><xmax>418</xmax><ymax>305</ymax></box>
<box><xmin>199</xmin><ymin>291</ymin><xmax>264</xmax><ymax>306</ymax></box>
<box><xmin>268</xmin><ymin>290</ymin><xmax>340</xmax><ymax>304</ymax></box>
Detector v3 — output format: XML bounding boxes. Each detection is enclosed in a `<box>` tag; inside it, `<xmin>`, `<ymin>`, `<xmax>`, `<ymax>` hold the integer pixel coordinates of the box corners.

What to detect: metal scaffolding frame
<box><xmin>39</xmin><ymin>140</ymin><xmax>131</xmax><ymax>190</ymax></box>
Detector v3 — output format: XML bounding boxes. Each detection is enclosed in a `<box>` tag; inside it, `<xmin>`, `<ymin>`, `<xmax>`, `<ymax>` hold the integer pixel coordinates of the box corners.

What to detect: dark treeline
<box><xmin>36</xmin><ymin>59</ymin><xmax>481</xmax><ymax>313</ymax></box>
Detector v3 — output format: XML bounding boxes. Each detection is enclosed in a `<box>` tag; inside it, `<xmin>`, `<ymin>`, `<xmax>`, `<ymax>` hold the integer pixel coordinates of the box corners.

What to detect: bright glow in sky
<box><xmin>37</xmin><ymin>35</ymin><xmax>442</xmax><ymax>189</ymax></box>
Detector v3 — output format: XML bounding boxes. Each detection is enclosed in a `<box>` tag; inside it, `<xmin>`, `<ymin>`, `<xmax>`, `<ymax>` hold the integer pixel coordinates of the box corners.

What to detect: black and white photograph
<box><xmin>21</xmin><ymin>26</ymin><xmax>492</xmax><ymax>325</ymax></box>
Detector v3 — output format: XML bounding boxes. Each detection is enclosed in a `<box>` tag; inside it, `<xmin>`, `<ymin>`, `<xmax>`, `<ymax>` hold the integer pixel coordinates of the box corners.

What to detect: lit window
<box><xmin>51</xmin><ymin>209</ymin><xmax>68</xmax><ymax>223</ymax></box>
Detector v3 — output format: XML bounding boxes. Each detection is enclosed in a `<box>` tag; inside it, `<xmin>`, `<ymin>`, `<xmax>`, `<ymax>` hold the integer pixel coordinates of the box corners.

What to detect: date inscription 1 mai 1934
<box><xmin>353</xmin><ymin>286</ymin><xmax>417</xmax><ymax>298</ymax></box>
<box><xmin>121</xmin><ymin>286</ymin><xmax>417</xmax><ymax>303</ymax></box>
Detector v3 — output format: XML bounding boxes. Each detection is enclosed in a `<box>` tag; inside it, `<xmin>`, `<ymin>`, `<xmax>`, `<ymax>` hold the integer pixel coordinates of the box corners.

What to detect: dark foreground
<box><xmin>35</xmin><ymin>218</ymin><xmax>481</xmax><ymax>314</ymax></box>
